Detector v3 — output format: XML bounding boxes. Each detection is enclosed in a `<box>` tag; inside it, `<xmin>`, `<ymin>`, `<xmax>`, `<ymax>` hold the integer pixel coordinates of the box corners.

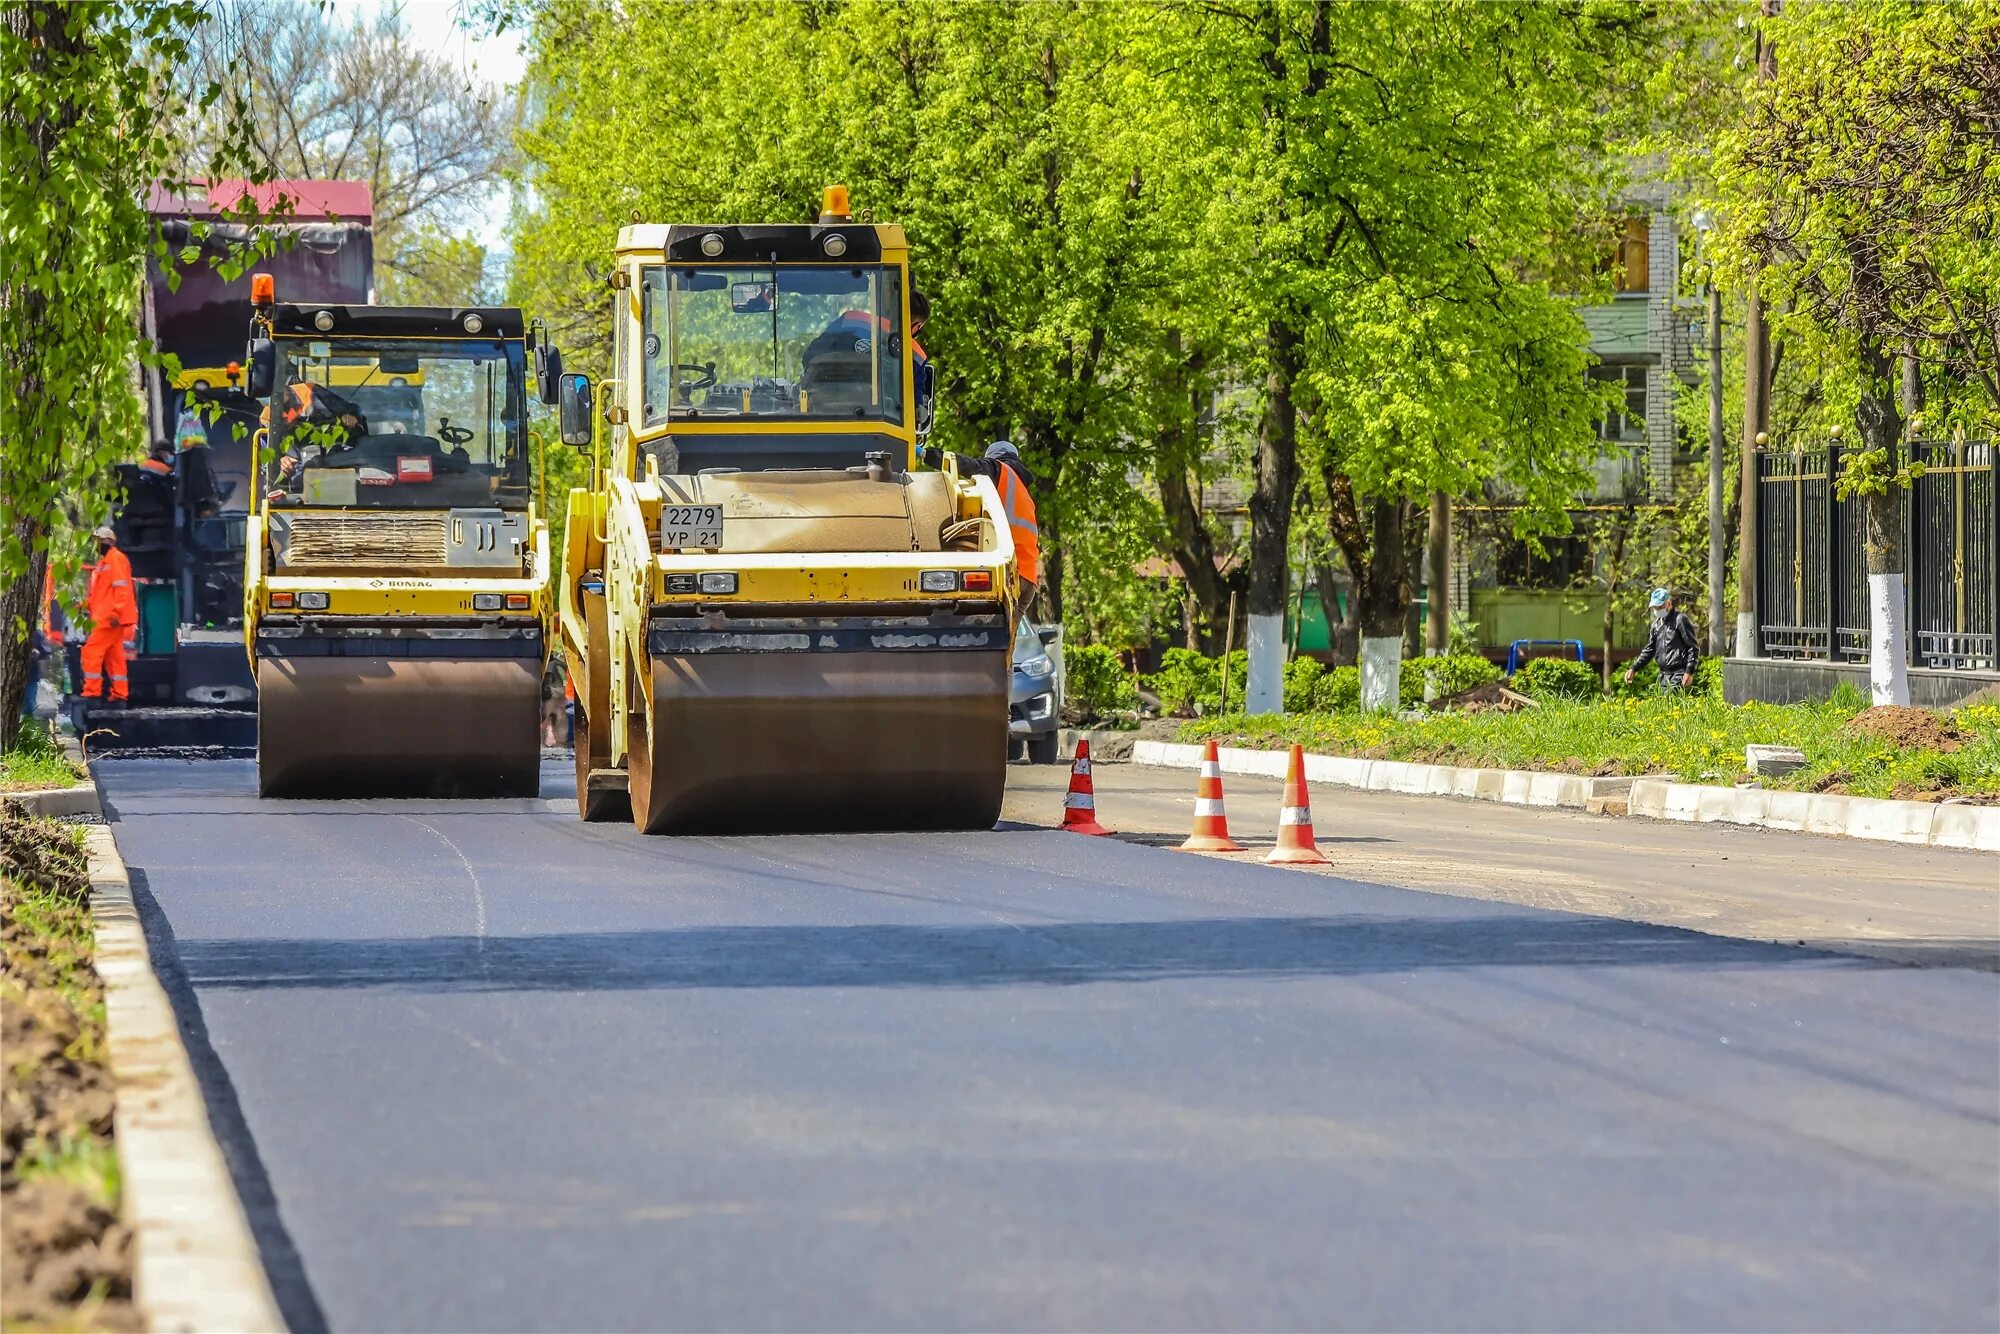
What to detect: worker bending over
<box><xmin>81</xmin><ymin>524</ymin><xmax>137</xmax><ymax>704</ymax></box>
<box><xmin>919</xmin><ymin>440</ymin><xmax>1038</xmax><ymax>604</ymax></box>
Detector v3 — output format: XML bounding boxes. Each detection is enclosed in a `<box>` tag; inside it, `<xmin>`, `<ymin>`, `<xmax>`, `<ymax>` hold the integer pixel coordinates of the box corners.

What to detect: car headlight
<box><xmin>472</xmin><ymin>593</ymin><xmax>503</xmax><ymax>611</ymax></box>
<box><xmin>296</xmin><ymin>591</ymin><xmax>329</xmax><ymax>611</ymax></box>
<box><xmin>1018</xmin><ymin>653</ymin><xmax>1052</xmax><ymax>676</ymax></box>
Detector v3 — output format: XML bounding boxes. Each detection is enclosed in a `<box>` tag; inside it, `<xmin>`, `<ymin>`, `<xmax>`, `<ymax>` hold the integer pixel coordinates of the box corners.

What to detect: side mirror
<box><xmin>536</xmin><ymin>344</ymin><xmax>562</xmax><ymax>405</ymax></box>
<box><xmin>557</xmin><ymin>372</ymin><xmax>594</xmax><ymax>448</ymax></box>
<box><xmin>1037</xmin><ymin>626</ymin><xmax>1059</xmax><ymax>647</ymax></box>
<box><xmin>246</xmin><ymin>338</ymin><xmax>275</xmax><ymax>398</ymax></box>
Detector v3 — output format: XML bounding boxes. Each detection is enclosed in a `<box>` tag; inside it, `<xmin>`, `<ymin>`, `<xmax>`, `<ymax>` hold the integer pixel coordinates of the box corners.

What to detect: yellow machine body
<box><xmin>558</xmin><ymin>200</ymin><xmax>1018</xmax><ymax>833</ymax></box>
<box><xmin>243</xmin><ymin>303</ymin><xmax>553</xmax><ymax>797</ymax></box>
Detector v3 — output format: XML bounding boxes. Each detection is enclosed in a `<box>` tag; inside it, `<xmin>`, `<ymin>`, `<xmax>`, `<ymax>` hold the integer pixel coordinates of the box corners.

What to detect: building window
<box><xmin>1588</xmin><ymin>364</ymin><xmax>1647</xmax><ymax>441</ymax></box>
<box><xmin>1494</xmin><ymin>533</ymin><xmax>1593</xmax><ymax>590</ymax></box>
<box><xmin>1618</xmin><ymin>216</ymin><xmax>1649</xmax><ymax>293</ymax></box>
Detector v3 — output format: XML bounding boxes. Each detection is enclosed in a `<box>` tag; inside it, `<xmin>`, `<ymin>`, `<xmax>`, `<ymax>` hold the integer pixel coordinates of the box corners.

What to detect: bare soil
<box><xmin>1</xmin><ymin>801</ymin><xmax>137</xmax><ymax>1332</ymax></box>
<box><xmin>1843</xmin><ymin>705</ymin><xmax>1964</xmax><ymax>752</ymax></box>
<box><xmin>1432</xmin><ymin>680</ymin><xmax>1538</xmax><ymax>714</ymax></box>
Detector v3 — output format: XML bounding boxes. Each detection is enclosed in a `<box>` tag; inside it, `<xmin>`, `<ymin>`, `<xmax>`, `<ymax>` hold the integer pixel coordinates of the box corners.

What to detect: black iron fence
<box><xmin>1753</xmin><ymin>438</ymin><xmax>1997</xmax><ymax>669</ymax></box>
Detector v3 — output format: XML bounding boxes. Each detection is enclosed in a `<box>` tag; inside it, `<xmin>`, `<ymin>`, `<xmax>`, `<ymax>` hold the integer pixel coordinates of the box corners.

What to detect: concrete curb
<box><xmin>6</xmin><ymin>782</ymin><xmax>100</xmax><ymax>818</ymax></box>
<box><xmin>1128</xmin><ymin>738</ymin><xmax>1999</xmax><ymax>853</ymax></box>
<box><xmin>84</xmin><ymin>825</ymin><xmax>286</xmax><ymax>1332</ymax></box>
<box><xmin>1130</xmin><ymin>739</ymin><xmax>1628</xmax><ymax>812</ymax></box>
<box><xmin>1628</xmin><ymin>778</ymin><xmax>2000</xmax><ymax>853</ymax></box>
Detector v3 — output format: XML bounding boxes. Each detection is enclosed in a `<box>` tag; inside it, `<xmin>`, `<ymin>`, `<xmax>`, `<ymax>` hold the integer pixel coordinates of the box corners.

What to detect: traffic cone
<box><xmin>1177</xmin><ymin>739</ymin><xmax>1242</xmax><ymax>852</ymax></box>
<box><xmin>1060</xmin><ymin>740</ymin><xmax>1113</xmax><ymax>835</ymax></box>
<box><xmin>1266</xmin><ymin>744</ymin><xmax>1329</xmax><ymax>865</ymax></box>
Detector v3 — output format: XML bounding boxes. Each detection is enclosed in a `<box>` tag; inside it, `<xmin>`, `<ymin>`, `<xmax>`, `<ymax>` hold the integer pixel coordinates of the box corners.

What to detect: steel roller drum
<box><xmin>629</xmin><ymin>648</ymin><xmax>1009</xmax><ymax>834</ymax></box>
<box><xmin>257</xmin><ymin>657</ymin><xmax>542</xmax><ymax>798</ymax></box>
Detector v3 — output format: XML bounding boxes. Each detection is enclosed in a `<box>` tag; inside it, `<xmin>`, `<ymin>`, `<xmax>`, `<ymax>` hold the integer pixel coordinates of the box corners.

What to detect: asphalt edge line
<box><xmin>1120</xmin><ymin>737</ymin><xmax>2000</xmax><ymax>854</ymax></box>
<box><xmin>84</xmin><ymin>819</ymin><xmax>287</xmax><ymax>1333</ymax></box>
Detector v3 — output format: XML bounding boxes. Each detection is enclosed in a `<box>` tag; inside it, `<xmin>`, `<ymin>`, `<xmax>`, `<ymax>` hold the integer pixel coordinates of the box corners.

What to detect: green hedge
<box><xmin>1065</xmin><ymin>643</ymin><xmax>1135</xmax><ymax>721</ymax></box>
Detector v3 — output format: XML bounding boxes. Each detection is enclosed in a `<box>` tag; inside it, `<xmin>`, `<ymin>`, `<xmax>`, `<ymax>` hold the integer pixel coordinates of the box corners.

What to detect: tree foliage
<box><xmin>0</xmin><ymin>0</ymin><xmax>256</xmax><ymax>745</ymax></box>
<box><xmin>183</xmin><ymin>0</ymin><xmax>518</xmax><ymax>302</ymax></box>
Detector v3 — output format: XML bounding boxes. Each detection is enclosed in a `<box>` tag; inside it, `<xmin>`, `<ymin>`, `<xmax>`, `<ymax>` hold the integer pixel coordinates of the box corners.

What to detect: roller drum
<box><xmin>257</xmin><ymin>656</ymin><xmax>542</xmax><ymax>798</ymax></box>
<box><xmin>632</xmin><ymin>647</ymin><xmax>1008</xmax><ymax>834</ymax></box>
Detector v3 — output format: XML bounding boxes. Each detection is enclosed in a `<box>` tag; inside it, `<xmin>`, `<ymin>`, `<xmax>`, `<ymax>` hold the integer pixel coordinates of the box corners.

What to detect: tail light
<box><xmin>960</xmin><ymin>571</ymin><xmax>994</xmax><ymax>593</ymax></box>
<box><xmin>505</xmin><ymin>593</ymin><xmax>531</xmax><ymax>611</ymax></box>
<box><xmin>269</xmin><ymin>591</ymin><xmax>294</xmax><ymax>608</ymax></box>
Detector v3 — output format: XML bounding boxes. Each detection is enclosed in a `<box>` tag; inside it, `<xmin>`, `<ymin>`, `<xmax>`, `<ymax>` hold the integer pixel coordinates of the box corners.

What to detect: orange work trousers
<box><xmin>81</xmin><ymin>625</ymin><xmax>130</xmax><ymax>701</ymax></box>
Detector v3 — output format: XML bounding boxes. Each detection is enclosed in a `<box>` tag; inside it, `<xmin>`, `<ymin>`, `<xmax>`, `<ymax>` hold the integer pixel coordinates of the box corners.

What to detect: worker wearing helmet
<box><xmin>917</xmin><ymin>440</ymin><xmax>1038</xmax><ymax>602</ymax></box>
<box><xmin>139</xmin><ymin>438</ymin><xmax>174</xmax><ymax>475</ymax></box>
<box><xmin>80</xmin><ymin>524</ymin><xmax>137</xmax><ymax>704</ymax></box>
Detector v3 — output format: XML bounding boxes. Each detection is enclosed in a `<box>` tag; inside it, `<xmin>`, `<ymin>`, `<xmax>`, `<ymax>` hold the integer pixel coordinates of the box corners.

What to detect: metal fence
<box><xmin>1754</xmin><ymin>438</ymin><xmax>1997</xmax><ymax>670</ymax></box>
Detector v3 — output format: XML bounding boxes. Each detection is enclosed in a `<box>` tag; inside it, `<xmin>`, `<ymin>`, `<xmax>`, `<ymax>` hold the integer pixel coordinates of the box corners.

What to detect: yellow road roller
<box><xmin>550</xmin><ymin>187</ymin><xmax>1018</xmax><ymax>833</ymax></box>
<box><xmin>242</xmin><ymin>277</ymin><xmax>552</xmax><ymax>797</ymax></box>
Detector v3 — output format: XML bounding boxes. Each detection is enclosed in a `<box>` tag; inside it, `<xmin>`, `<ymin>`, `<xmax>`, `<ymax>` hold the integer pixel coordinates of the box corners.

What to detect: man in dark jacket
<box><xmin>1626</xmin><ymin>587</ymin><xmax>1701</xmax><ymax>691</ymax></box>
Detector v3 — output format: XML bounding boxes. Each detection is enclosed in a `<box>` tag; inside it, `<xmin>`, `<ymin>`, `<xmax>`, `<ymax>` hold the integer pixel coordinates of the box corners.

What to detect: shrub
<box><xmin>1399</xmin><ymin>662</ymin><xmax>1426</xmax><ymax>710</ymax></box>
<box><xmin>1145</xmin><ymin>647</ymin><xmax>1213</xmax><ymax>718</ymax></box>
<box><xmin>1514</xmin><ymin>655</ymin><xmax>1599</xmax><ymax>702</ymax></box>
<box><xmin>1283</xmin><ymin>657</ymin><xmax>1326</xmax><ymax>712</ymax></box>
<box><xmin>1312</xmin><ymin>665</ymin><xmax>1361</xmax><ymax>713</ymax></box>
<box><xmin>1693</xmin><ymin>655</ymin><xmax>1725</xmax><ymax>700</ymax></box>
<box><xmin>1064</xmin><ymin>644</ymin><xmax>1135</xmax><ymax>721</ymax></box>
<box><xmin>1827</xmin><ymin>681</ymin><xmax>1869</xmax><ymax>713</ymax></box>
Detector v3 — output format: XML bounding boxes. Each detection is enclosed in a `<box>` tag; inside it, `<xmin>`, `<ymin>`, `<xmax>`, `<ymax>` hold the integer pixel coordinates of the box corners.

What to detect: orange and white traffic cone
<box><xmin>1266</xmin><ymin>744</ymin><xmax>1329</xmax><ymax>865</ymax></box>
<box><xmin>1060</xmin><ymin>739</ymin><xmax>1113</xmax><ymax>835</ymax></box>
<box><xmin>1177</xmin><ymin>739</ymin><xmax>1242</xmax><ymax>852</ymax></box>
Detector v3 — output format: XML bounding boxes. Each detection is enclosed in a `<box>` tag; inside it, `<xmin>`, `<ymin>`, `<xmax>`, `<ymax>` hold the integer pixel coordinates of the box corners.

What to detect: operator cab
<box><xmin>248</xmin><ymin>301</ymin><xmax>530</xmax><ymax>511</ymax></box>
<box><xmin>551</xmin><ymin>187</ymin><xmax>935</xmax><ymax>476</ymax></box>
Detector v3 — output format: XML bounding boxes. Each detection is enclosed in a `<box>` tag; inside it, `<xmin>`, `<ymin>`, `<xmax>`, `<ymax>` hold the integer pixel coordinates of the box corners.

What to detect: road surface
<box><xmin>99</xmin><ymin>757</ymin><xmax>1999</xmax><ymax>1332</ymax></box>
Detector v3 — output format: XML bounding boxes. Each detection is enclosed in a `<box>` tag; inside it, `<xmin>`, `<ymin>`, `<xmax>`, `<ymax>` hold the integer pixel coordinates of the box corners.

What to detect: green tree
<box><xmin>1711</xmin><ymin>0</ymin><xmax>2000</xmax><ymax>704</ymax></box>
<box><xmin>0</xmin><ymin>1</ymin><xmax>253</xmax><ymax>746</ymax></box>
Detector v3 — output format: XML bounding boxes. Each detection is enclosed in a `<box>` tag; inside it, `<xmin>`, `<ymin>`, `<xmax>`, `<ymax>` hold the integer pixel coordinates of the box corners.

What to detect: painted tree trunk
<box><xmin>1245</xmin><ymin>319</ymin><xmax>1299</xmax><ymax>714</ymax></box>
<box><xmin>1855</xmin><ymin>342</ymin><xmax>1909</xmax><ymax>706</ymax></box>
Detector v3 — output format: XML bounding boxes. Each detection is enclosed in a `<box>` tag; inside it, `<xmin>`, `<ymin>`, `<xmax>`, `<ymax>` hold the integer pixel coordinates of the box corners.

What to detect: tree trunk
<box><xmin>1354</xmin><ymin>494</ymin><xmax>1421</xmax><ymax>712</ymax></box>
<box><xmin>1245</xmin><ymin>318</ymin><xmax>1299</xmax><ymax>713</ymax></box>
<box><xmin>1855</xmin><ymin>335</ymin><xmax>1909</xmax><ymax>706</ymax></box>
<box><xmin>1154</xmin><ymin>352</ymin><xmax>1240</xmax><ymax>654</ymax></box>
<box><xmin>1424</xmin><ymin>491</ymin><xmax>1449</xmax><ymax>658</ymax></box>
<box><xmin>1900</xmin><ymin>343</ymin><xmax>1925</xmax><ymax>425</ymax></box>
<box><xmin>0</xmin><ymin>3</ymin><xmax>75</xmax><ymax>749</ymax></box>
<box><xmin>1706</xmin><ymin>283</ymin><xmax>1726</xmax><ymax>655</ymax></box>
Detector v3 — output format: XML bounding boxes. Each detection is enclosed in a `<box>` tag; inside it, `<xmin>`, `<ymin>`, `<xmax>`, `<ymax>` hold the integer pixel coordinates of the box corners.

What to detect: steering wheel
<box><xmin>436</xmin><ymin>418</ymin><xmax>475</xmax><ymax>446</ymax></box>
<box><xmin>675</xmin><ymin>362</ymin><xmax>718</xmax><ymax>403</ymax></box>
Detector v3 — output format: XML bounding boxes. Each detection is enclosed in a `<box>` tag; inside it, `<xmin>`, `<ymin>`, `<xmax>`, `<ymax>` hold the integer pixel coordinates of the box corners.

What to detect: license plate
<box><xmin>660</xmin><ymin>504</ymin><xmax>724</xmax><ymax>550</ymax></box>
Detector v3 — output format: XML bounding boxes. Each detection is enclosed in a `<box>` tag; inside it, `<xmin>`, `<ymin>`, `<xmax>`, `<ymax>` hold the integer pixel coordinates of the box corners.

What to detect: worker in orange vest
<box><xmin>918</xmin><ymin>440</ymin><xmax>1038</xmax><ymax>603</ymax></box>
<box><xmin>138</xmin><ymin>438</ymin><xmax>174</xmax><ymax>475</ymax></box>
<box><xmin>81</xmin><ymin>524</ymin><xmax>137</xmax><ymax>704</ymax></box>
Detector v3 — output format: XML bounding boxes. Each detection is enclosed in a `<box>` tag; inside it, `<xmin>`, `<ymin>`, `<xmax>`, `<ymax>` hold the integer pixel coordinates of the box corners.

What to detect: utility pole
<box><xmin>1707</xmin><ymin>282</ymin><xmax>1726</xmax><ymax>655</ymax></box>
<box><xmin>1736</xmin><ymin>0</ymin><xmax>1779</xmax><ymax>659</ymax></box>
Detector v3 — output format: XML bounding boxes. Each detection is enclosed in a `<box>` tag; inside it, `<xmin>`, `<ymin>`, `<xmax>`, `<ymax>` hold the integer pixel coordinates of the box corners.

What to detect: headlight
<box><xmin>462</xmin><ymin>312</ymin><xmax>483</xmax><ymax>334</ymax></box>
<box><xmin>700</xmin><ymin>232</ymin><xmax>726</xmax><ymax>257</ymax></box>
<box><xmin>822</xmin><ymin>233</ymin><xmax>848</xmax><ymax>258</ymax></box>
<box><xmin>313</xmin><ymin>309</ymin><xmax>335</xmax><ymax>331</ymax></box>
<box><xmin>919</xmin><ymin>570</ymin><xmax>957</xmax><ymax>592</ymax></box>
<box><xmin>296</xmin><ymin>591</ymin><xmax>329</xmax><ymax>611</ymax></box>
<box><xmin>472</xmin><ymin>593</ymin><xmax>503</xmax><ymax>611</ymax></box>
<box><xmin>1019</xmin><ymin>653</ymin><xmax>1052</xmax><ymax>676</ymax></box>
<box><xmin>698</xmin><ymin>572</ymin><xmax>738</xmax><ymax>595</ymax></box>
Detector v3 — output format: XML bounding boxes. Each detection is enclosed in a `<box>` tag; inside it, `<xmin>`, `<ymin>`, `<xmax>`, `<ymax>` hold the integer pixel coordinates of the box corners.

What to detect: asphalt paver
<box><xmin>98</xmin><ymin>757</ymin><xmax>1999</xmax><ymax>1333</ymax></box>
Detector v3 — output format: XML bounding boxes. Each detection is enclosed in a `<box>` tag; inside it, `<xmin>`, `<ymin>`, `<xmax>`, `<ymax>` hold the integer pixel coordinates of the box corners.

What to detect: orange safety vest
<box><xmin>140</xmin><ymin>457</ymin><xmax>172</xmax><ymax>474</ymax></box>
<box><xmin>88</xmin><ymin>546</ymin><xmax>137</xmax><ymax>629</ymax></box>
<box><xmin>997</xmin><ymin>464</ymin><xmax>1038</xmax><ymax>586</ymax></box>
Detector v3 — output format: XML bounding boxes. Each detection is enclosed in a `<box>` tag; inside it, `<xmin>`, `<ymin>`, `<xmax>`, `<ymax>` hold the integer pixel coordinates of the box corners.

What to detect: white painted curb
<box><xmin>1627</xmin><ymin>778</ymin><xmax>2000</xmax><ymax>854</ymax></box>
<box><xmin>1131</xmin><ymin>739</ymin><xmax>1617</xmax><ymax>811</ymax></box>
<box><xmin>85</xmin><ymin>824</ymin><xmax>286</xmax><ymax>1333</ymax></box>
<box><xmin>6</xmin><ymin>782</ymin><xmax>100</xmax><ymax>818</ymax></box>
<box><xmin>1132</xmin><ymin>740</ymin><xmax>1998</xmax><ymax>853</ymax></box>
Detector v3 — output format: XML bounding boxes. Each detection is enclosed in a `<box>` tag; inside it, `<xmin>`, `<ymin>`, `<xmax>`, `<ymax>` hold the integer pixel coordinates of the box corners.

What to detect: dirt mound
<box><xmin>1842</xmin><ymin>705</ymin><xmax>1963</xmax><ymax>751</ymax></box>
<box><xmin>2</xmin><ymin>801</ymin><xmax>137</xmax><ymax>1331</ymax></box>
<box><xmin>1433</xmin><ymin>679</ymin><xmax>1538</xmax><ymax>714</ymax></box>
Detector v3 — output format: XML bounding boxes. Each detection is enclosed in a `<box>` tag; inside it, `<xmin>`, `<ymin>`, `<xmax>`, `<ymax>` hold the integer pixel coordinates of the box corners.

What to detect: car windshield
<box><xmin>271</xmin><ymin>338</ymin><xmax>528</xmax><ymax>509</ymax></box>
<box><xmin>643</xmin><ymin>264</ymin><xmax>905</xmax><ymax>426</ymax></box>
<box><xmin>1015</xmin><ymin>619</ymin><xmax>1045</xmax><ymax>661</ymax></box>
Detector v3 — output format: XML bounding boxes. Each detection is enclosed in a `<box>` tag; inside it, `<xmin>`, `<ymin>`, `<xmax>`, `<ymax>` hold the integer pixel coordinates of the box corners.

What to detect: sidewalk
<box><xmin>1001</xmin><ymin>762</ymin><xmax>2000</xmax><ymax>970</ymax></box>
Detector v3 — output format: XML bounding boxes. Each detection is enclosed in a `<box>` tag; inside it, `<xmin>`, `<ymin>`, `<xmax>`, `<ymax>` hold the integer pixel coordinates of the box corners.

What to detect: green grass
<box><xmin>14</xmin><ymin>1132</ymin><xmax>121</xmax><ymax>1209</ymax></box>
<box><xmin>1</xmin><ymin>722</ymin><xmax>86</xmax><ymax>791</ymax></box>
<box><xmin>1182</xmin><ymin>696</ymin><xmax>2000</xmax><ymax>801</ymax></box>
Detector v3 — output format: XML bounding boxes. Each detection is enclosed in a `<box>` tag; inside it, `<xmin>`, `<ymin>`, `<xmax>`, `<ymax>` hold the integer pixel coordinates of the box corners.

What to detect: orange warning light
<box><xmin>250</xmin><ymin>272</ymin><xmax>274</xmax><ymax>305</ymax></box>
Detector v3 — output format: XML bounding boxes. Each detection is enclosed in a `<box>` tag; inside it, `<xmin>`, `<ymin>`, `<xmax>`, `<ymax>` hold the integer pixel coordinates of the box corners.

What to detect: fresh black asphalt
<box><xmin>98</xmin><ymin>757</ymin><xmax>2000</xmax><ymax>1332</ymax></box>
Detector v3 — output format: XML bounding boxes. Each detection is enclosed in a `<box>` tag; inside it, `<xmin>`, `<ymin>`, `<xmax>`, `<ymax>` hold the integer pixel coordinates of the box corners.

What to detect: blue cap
<box><xmin>1648</xmin><ymin>587</ymin><xmax>1670</xmax><ymax>608</ymax></box>
<box><xmin>984</xmin><ymin>441</ymin><xmax>1020</xmax><ymax>463</ymax></box>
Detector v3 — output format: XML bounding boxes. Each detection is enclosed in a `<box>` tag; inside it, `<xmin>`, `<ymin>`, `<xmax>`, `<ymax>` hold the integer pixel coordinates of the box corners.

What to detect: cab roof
<box><xmin>615</xmin><ymin>222</ymin><xmax>907</xmax><ymax>263</ymax></box>
<box><xmin>270</xmin><ymin>304</ymin><xmax>526</xmax><ymax>340</ymax></box>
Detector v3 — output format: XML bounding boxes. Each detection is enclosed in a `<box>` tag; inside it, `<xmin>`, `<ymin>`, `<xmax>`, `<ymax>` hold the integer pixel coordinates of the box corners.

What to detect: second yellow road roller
<box><xmin>550</xmin><ymin>187</ymin><xmax>1019</xmax><ymax>833</ymax></box>
<box><xmin>241</xmin><ymin>275</ymin><xmax>553</xmax><ymax>797</ymax></box>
